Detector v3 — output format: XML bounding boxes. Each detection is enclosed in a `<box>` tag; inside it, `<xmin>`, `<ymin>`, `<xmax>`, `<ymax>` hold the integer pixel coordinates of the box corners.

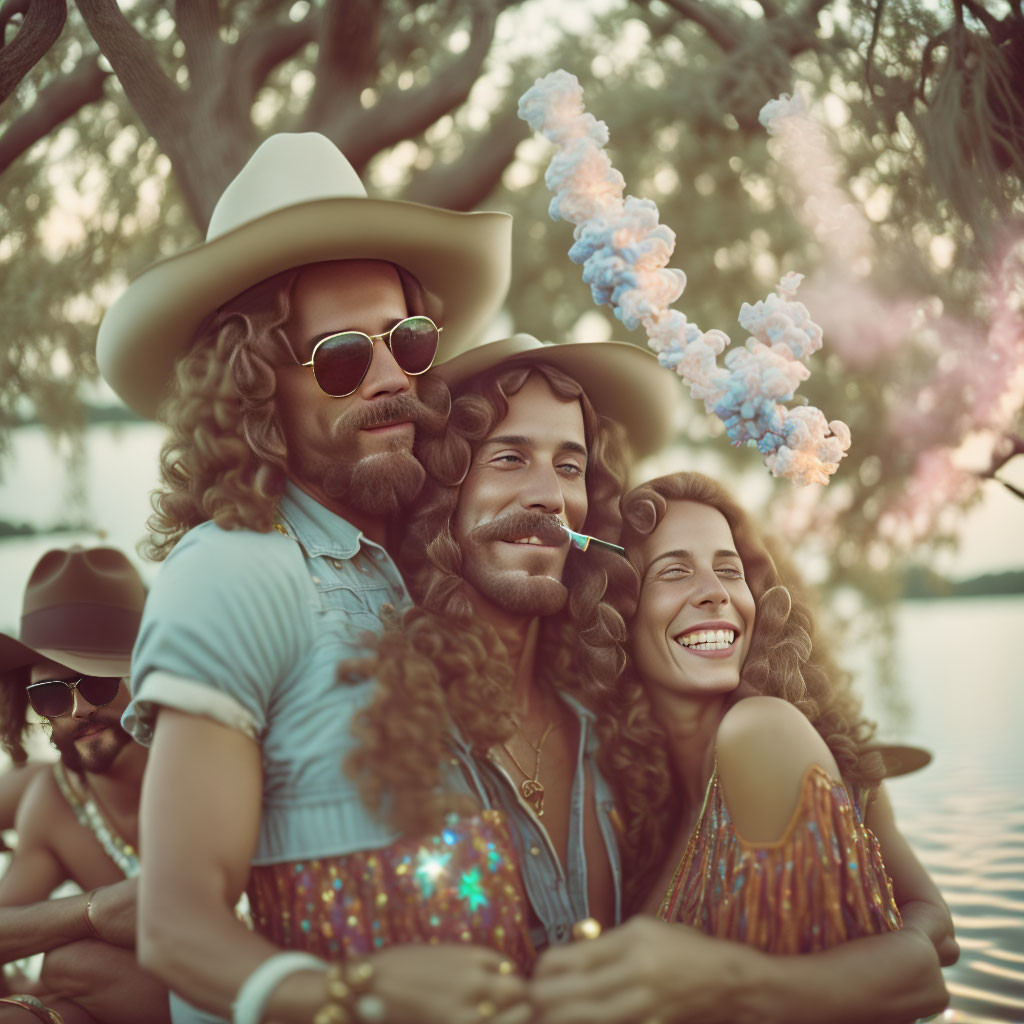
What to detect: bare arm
<box><xmin>0</xmin><ymin>764</ymin><xmax>48</xmax><ymax>833</ymax></box>
<box><xmin>140</xmin><ymin>709</ymin><xmax>532</xmax><ymax>1024</ymax></box>
<box><xmin>531</xmin><ymin>915</ymin><xmax>946</xmax><ymax>1024</ymax></box>
<box><xmin>36</xmin><ymin>940</ymin><xmax>170</xmax><ymax>1024</ymax></box>
<box><xmin>0</xmin><ymin>770</ymin><xmax>94</xmax><ymax>964</ymax></box>
<box><xmin>866</xmin><ymin>783</ymin><xmax>959</xmax><ymax>966</ymax></box>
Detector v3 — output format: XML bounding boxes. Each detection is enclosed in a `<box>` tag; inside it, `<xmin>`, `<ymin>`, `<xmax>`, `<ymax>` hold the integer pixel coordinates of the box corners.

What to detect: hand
<box><xmin>530</xmin><ymin>916</ymin><xmax>737</xmax><ymax>1024</ymax></box>
<box><xmin>365</xmin><ymin>944</ymin><xmax>531</xmax><ymax>1024</ymax></box>
<box><xmin>83</xmin><ymin>878</ymin><xmax>139</xmax><ymax>948</ymax></box>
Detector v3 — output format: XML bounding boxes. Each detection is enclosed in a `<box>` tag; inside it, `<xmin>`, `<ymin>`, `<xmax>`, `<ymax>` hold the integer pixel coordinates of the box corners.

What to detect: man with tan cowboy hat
<box><xmin>347</xmin><ymin>331</ymin><xmax>678</xmax><ymax>949</ymax></box>
<box><xmin>0</xmin><ymin>545</ymin><xmax>169</xmax><ymax>1024</ymax></box>
<box><xmin>97</xmin><ymin>131</ymin><xmax>535</xmax><ymax>1024</ymax></box>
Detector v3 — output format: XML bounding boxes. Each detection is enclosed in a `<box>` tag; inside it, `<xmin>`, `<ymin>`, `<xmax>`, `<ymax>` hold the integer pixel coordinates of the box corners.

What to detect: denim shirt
<box><xmin>448</xmin><ymin>696</ymin><xmax>624</xmax><ymax>947</ymax></box>
<box><xmin>126</xmin><ymin>482</ymin><xmax>621</xmax><ymax>945</ymax></box>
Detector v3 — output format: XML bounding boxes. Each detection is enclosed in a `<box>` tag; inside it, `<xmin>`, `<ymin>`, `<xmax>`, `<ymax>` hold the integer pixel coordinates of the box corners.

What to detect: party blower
<box><xmin>558</xmin><ymin>522</ymin><xmax>628</xmax><ymax>558</ymax></box>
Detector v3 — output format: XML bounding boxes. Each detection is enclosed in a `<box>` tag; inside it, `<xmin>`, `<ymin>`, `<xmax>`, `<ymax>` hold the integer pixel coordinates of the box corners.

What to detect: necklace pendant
<box><xmin>521</xmin><ymin>778</ymin><xmax>545</xmax><ymax>816</ymax></box>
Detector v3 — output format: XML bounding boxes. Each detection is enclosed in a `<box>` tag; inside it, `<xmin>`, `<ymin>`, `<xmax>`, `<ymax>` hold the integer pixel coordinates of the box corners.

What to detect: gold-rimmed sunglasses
<box><xmin>296</xmin><ymin>315</ymin><xmax>442</xmax><ymax>397</ymax></box>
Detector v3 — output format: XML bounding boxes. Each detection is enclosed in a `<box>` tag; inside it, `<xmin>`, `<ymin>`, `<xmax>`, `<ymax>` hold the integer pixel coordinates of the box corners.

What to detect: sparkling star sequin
<box><xmin>458</xmin><ymin>867</ymin><xmax>488</xmax><ymax>912</ymax></box>
<box><xmin>413</xmin><ymin>848</ymin><xmax>451</xmax><ymax>899</ymax></box>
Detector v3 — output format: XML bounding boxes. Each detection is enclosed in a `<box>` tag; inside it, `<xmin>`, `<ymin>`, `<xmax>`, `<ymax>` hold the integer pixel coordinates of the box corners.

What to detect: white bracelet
<box><xmin>232</xmin><ymin>951</ymin><xmax>328</xmax><ymax>1024</ymax></box>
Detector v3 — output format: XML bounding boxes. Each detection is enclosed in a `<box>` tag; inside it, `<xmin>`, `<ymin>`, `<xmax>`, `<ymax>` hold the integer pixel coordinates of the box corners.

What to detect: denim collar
<box><xmin>277</xmin><ymin>481</ymin><xmax>363</xmax><ymax>560</ymax></box>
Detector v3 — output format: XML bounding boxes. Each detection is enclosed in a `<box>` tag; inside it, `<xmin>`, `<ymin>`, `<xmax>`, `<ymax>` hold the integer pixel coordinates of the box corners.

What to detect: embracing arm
<box><xmin>866</xmin><ymin>783</ymin><xmax>959</xmax><ymax>966</ymax></box>
<box><xmin>141</xmin><ymin>709</ymin><xmax>532</xmax><ymax>1024</ymax></box>
<box><xmin>531</xmin><ymin>915</ymin><xmax>946</xmax><ymax>1024</ymax></box>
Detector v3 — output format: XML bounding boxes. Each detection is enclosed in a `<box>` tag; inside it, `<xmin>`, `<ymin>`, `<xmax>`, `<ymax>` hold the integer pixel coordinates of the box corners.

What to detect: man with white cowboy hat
<box><xmin>0</xmin><ymin>546</ymin><xmax>169</xmax><ymax>1024</ymax></box>
<box><xmin>97</xmin><ymin>132</ymin><xmax>531</xmax><ymax>1024</ymax></box>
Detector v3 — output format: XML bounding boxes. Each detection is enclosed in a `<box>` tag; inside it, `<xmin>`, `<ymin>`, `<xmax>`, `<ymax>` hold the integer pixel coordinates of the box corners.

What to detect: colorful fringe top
<box><xmin>657</xmin><ymin>763</ymin><xmax>901</xmax><ymax>953</ymax></box>
<box><xmin>247</xmin><ymin>809</ymin><xmax>535</xmax><ymax>973</ymax></box>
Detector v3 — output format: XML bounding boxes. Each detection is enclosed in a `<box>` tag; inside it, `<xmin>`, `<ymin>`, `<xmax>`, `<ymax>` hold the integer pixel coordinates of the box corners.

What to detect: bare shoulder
<box><xmin>716</xmin><ymin>697</ymin><xmax>842</xmax><ymax>844</ymax></box>
<box><xmin>15</xmin><ymin>764</ymin><xmax>75</xmax><ymax>843</ymax></box>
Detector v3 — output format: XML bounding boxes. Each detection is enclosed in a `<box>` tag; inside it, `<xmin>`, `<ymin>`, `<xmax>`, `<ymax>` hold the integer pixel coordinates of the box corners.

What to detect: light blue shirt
<box><xmin>126</xmin><ymin>482</ymin><xmax>621</xmax><ymax>943</ymax></box>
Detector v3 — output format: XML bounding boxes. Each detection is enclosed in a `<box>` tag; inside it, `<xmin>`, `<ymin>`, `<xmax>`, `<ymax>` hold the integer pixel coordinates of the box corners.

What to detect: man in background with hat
<box><xmin>98</xmin><ymin>132</ymin><xmax>532</xmax><ymax>1024</ymax></box>
<box><xmin>0</xmin><ymin>546</ymin><xmax>169</xmax><ymax>1024</ymax></box>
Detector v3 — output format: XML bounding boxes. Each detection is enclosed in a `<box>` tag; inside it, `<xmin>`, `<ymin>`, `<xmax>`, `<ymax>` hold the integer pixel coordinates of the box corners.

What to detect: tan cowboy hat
<box><xmin>433</xmin><ymin>334</ymin><xmax>679</xmax><ymax>459</ymax></box>
<box><xmin>97</xmin><ymin>132</ymin><xmax>513</xmax><ymax>419</ymax></box>
<box><xmin>0</xmin><ymin>547</ymin><xmax>147</xmax><ymax>677</ymax></box>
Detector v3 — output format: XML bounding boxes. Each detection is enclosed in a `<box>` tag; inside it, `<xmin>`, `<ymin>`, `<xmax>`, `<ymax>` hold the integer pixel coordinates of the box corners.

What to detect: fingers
<box><xmin>532</xmin><ymin>984</ymin><xmax>656</xmax><ymax>1024</ymax></box>
<box><xmin>533</xmin><ymin>932</ymin><xmax>623</xmax><ymax>978</ymax></box>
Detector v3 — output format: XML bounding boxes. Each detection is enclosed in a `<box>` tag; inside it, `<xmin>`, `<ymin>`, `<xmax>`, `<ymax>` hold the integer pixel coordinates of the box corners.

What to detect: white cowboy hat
<box><xmin>433</xmin><ymin>334</ymin><xmax>679</xmax><ymax>459</ymax></box>
<box><xmin>97</xmin><ymin>133</ymin><xmax>512</xmax><ymax>419</ymax></box>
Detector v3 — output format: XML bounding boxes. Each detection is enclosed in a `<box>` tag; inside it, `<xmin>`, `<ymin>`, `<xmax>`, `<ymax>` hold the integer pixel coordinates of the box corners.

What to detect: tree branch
<box><xmin>0</xmin><ymin>0</ymin><xmax>66</xmax><ymax>102</ymax></box>
<box><xmin>1</xmin><ymin>0</ymin><xmax>33</xmax><ymax>42</ymax></box>
<box><xmin>174</xmin><ymin>0</ymin><xmax>224</xmax><ymax>91</ymax></box>
<box><xmin>401</xmin><ymin>105</ymin><xmax>527</xmax><ymax>210</ymax></box>
<box><xmin>0</xmin><ymin>54</ymin><xmax>106</xmax><ymax>174</ymax></box>
<box><xmin>232</xmin><ymin>10</ymin><xmax>316</xmax><ymax>104</ymax></box>
<box><xmin>75</xmin><ymin>0</ymin><xmax>185</xmax><ymax>135</ymax></box>
<box><xmin>330</xmin><ymin>0</ymin><xmax>502</xmax><ymax>169</ymax></box>
<box><xmin>658</xmin><ymin>0</ymin><xmax>742</xmax><ymax>52</ymax></box>
<box><xmin>305</xmin><ymin>0</ymin><xmax>379</xmax><ymax>126</ymax></box>
<box><xmin>980</xmin><ymin>433</ymin><xmax>1024</xmax><ymax>478</ymax></box>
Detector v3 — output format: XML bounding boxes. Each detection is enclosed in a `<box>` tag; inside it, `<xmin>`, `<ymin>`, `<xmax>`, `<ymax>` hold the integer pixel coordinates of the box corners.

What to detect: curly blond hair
<box><xmin>144</xmin><ymin>263</ymin><xmax>428</xmax><ymax>560</ymax></box>
<box><xmin>346</xmin><ymin>363</ymin><xmax>674</xmax><ymax>902</ymax></box>
<box><xmin>619</xmin><ymin>472</ymin><xmax>883</xmax><ymax>801</ymax></box>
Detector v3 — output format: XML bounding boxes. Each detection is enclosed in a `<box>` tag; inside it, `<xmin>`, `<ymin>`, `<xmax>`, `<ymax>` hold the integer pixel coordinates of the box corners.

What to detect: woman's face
<box><xmin>630</xmin><ymin>500</ymin><xmax>756</xmax><ymax>700</ymax></box>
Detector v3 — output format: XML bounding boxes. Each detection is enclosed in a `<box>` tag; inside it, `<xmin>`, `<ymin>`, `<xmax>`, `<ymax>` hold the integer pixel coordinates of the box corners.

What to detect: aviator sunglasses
<box><xmin>296</xmin><ymin>315</ymin><xmax>442</xmax><ymax>398</ymax></box>
<box><xmin>26</xmin><ymin>675</ymin><xmax>122</xmax><ymax>718</ymax></box>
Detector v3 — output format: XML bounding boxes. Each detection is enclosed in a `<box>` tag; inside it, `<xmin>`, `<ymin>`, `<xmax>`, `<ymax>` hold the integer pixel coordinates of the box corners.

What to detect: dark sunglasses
<box><xmin>26</xmin><ymin>675</ymin><xmax>122</xmax><ymax>718</ymax></box>
<box><xmin>296</xmin><ymin>315</ymin><xmax>442</xmax><ymax>398</ymax></box>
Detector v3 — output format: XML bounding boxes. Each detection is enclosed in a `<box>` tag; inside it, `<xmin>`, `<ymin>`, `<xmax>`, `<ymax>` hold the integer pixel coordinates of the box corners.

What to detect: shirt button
<box><xmin>381</xmin><ymin>603</ymin><xmax>395</xmax><ymax>614</ymax></box>
<box><xmin>448</xmin><ymin>757</ymin><xmax>459</xmax><ymax>767</ymax></box>
<box><xmin>310</xmin><ymin>576</ymin><xmax>321</xmax><ymax>584</ymax></box>
<box><xmin>328</xmin><ymin>557</ymin><xmax>345</xmax><ymax>569</ymax></box>
<box><xmin>529</xmin><ymin>846</ymin><xmax>541</xmax><ymax>857</ymax></box>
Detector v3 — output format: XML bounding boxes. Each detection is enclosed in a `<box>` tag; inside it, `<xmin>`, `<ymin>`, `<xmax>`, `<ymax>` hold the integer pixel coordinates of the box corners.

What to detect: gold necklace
<box><xmin>502</xmin><ymin>719</ymin><xmax>555</xmax><ymax>817</ymax></box>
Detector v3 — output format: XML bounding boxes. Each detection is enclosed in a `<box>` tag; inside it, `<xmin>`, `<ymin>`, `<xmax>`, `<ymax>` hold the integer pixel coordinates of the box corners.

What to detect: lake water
<box><xmin>856</xmin><ymin>596</ymin><xmax>1024</xmax><ymax>1023</ymax></box>
<box><xmin>0</xmin><ymin>580</ymin><xmax>1021</xmax><ymax>1018</ymax></box>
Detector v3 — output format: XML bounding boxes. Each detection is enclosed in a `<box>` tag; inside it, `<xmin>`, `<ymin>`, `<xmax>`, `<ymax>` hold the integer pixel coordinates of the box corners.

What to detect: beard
<box><xmin>461</xmin><ymin>510</ymin><xmax>571</xmax><ymax>617</ymax></box>
<box><xmin>52</xmin><ymin>719</ymin><xmax>133</xmax><ymax>775</ymax></box>
<box><xmin>323</xmin><ymin>447</ymin><xmax>426</xmax><ymax>516</ymax></box>
<box><xmin>295</xmin><ymin>392</ymin><xmax>444</xmax><ymax>517</ymax></box>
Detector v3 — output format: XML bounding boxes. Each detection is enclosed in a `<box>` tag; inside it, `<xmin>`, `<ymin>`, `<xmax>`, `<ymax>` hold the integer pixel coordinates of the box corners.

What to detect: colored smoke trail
<box><xmin>518</xmin><ymin>70</ymin><xmax>851</xmax><ymax>486</ymax></box>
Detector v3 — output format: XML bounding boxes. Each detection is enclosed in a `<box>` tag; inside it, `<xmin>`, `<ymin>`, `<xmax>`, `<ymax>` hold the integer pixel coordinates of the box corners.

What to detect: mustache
<box><xmin>335</xmin><ymin>393</ymin><xmax>447</xmax><ymax>437</ymax></box>
<box><xmin>469</xmin><ymin>511</ymin><xmax>570</xmax><ymax>547</ymax></box>
<box><xmin>54</xmin><ymin>719</ymin><xmax>123</xmax><ymax>745</ymax></box>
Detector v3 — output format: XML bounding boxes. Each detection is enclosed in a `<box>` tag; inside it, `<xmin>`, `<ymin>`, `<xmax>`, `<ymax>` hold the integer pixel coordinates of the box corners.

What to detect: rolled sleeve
<box><xmin>126</xmin><ymin>523</ymin><xmax>312</xmax><ymax>745</ymax></box>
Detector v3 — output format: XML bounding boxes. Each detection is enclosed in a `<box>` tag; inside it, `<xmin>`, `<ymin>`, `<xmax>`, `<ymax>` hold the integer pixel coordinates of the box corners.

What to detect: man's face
<box><xmin>29</xmin><ymin>660</ymin><xmax>133</xmax><ymax>774</ymax></box>
<box><xmin>274</xmin><ymin>259</ymin><xmax>431</xmax><ymax>516</ymax></box>
<box><xmin>453</xmin><ymin>374</ymin><xmax>589</xmax><ymax>622</ymax></box>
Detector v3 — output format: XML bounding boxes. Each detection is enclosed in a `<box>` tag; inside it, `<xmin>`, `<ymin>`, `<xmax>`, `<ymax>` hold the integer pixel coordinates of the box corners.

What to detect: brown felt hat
<box><xmin>97</xmin><ymin>132</ymin><xmax>513</xmax><ymax>419</ymax></box>
<box><xmin>0</xmin><ymin>547</ymin><xmax>147</xmax><ymax>677</ymax></box>
<box><xmin>433</xmin><ymin>334</ymin><xmax>679</xmax><ymax>459</ymax></box>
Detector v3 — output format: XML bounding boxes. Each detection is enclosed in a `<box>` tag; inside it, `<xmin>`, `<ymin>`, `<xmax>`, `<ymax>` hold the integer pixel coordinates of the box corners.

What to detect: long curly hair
<box><xmin>0</xmin><ymin>667</ymin><xmax>31</xmax><ymax>765</ymax></box>
<box><xmin>144</xmin><ymin>263</ymin><xmax>428</xmax><ymax>560</ymax></box>
<box><xmin>346</xmin><ymin>362</ymin><xmax>674</xmax><ymax>900</ymax></box>
<box><xmin>619</xmin><ymin>472</ymin><xmax>883</xmax><ymax>801</ymax></box>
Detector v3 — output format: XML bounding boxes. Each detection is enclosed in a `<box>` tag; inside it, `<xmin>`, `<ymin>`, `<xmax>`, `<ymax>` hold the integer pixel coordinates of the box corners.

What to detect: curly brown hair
<box><xmin>346</xmin><ymin>362</ymin><xmax>674</xmax><ymax>903</ymax></box>
<box><xmin>619</xmin><ymin>472</ymin><xmax>883</xmax><ymax>802</ymax></box>
<box><xmin>0</xmin><ymin>667</ymin><xmax>32</xmax><ymax>765</ymax></box>
<box><xmin>144</xmin><ymin>262</ymin><xmax>428</xmax><ymax>560</ymax></box>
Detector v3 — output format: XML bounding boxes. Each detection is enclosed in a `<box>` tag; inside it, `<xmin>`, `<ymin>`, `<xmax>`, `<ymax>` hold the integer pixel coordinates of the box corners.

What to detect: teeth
<box><xmin>512</xmin><ymin>536</ymin><xmax>545</xmax><ymax>545</ymax></box>
<box><xmin>676</xmin><ymin>629</ymin><xmax>736</xmax><ymax>651</ymax></box>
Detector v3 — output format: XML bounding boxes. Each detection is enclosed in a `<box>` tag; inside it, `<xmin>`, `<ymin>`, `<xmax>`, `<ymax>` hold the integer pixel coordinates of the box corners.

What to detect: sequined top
<box><xmin>657</xmin><ymin>763</ymin><xmax>901</xmax><ymax>952</ymax></box>
<box><xmin>52</xmin><ymin>762</ymin><xmax>139</xmax><ymax>879</ymax></box>
<box><xmin>247</xmin><ymin>810</ymin><xmax>535</xmax><ymax>973</ymax></box>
